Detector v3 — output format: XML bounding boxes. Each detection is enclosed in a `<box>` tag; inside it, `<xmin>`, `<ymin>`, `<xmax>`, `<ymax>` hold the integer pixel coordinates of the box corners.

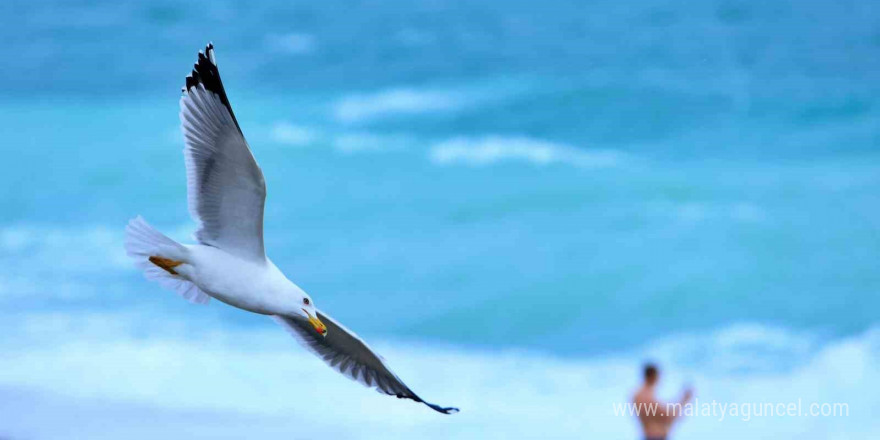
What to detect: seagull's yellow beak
<box><xmin>303</xmin><ymin>309</ymin><xmax>328</xmax><ymax>337</ymax></box>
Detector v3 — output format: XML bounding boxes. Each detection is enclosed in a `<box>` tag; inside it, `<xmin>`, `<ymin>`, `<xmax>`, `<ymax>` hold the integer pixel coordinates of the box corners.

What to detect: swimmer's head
<box><xmin>643</xmin><ymin>363</ymin><xmax>659</xmax><ymax>385</ymax></box>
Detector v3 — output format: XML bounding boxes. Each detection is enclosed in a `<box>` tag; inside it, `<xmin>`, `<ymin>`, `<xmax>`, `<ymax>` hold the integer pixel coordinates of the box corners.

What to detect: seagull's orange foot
<box><xmin>149</xmin><ymin>256</ymin><xmax>183</xmax><ymax>275</ymax></box>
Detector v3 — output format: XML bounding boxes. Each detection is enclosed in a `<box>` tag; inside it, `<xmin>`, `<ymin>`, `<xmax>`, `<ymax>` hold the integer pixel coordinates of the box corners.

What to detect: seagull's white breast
<box><xmin>178</xmin><ymin>245</ymin><xmax>298</xmax><ymax>315</ymax></box>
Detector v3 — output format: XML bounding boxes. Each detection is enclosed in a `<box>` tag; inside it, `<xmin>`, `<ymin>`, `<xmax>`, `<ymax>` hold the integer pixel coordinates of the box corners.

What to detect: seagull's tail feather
<box><xmin>124</xmin><ymin>216</ymin><xmax>210</xmax><ymax>305</ymax></box>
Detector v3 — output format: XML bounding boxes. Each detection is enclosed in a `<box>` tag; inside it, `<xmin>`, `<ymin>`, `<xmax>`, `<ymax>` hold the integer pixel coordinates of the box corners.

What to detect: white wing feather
<box><xmin>180</xmin><ymin>43</ymin><xmax>267</xmax><ymax>261</ymax></box>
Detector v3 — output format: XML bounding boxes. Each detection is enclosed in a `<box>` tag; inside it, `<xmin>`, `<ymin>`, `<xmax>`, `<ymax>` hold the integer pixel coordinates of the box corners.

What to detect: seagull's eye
<box><xmin>303</xmin><ymin>298</ymin><xmax>310</xmax><ymax>306</ymax></box>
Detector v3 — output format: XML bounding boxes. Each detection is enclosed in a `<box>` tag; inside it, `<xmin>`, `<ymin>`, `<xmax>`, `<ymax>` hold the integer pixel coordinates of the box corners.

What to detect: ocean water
<box><xmin>1</xmin><ymin>0</ymin><xmax>878</xmax><ymax>438</ymax></box>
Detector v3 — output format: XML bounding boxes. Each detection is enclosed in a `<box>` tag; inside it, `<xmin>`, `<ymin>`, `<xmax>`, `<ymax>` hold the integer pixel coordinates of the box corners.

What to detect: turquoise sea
<box><xmin>0</xmin><ymin>1</ymin><xmax>878</xmax><ymax>438</ymax></box>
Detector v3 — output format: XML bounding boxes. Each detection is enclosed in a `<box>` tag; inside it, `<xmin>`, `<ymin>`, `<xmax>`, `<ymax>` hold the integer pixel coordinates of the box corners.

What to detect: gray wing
<box><xmin>179</xmin><ymin>43</ymin><xmax>266</xmax><ymax>261</ymax></box>
<box><xmin>273</xmin><ymin>311</ymin><xmax>459</xmax><ymax>414</ymax></box>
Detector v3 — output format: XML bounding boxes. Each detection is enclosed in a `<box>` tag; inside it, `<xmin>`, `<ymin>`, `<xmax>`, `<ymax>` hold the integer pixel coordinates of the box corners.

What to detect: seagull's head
<box><xmin>297</xmin><ymin>296</ymin><xmax>328</xmax><ymax>337</ymax></box>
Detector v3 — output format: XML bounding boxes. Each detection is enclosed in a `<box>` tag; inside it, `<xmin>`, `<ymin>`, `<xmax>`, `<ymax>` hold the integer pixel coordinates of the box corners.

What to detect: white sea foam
<box><xmin>647</xmin><ymin>201</ymin><xmax>768</xmax><ymax>224</ymax></box>
<box><xmin>264</xmin><ymin>33</ymin><xmax>317</xmax><ymax>55</ymax></box>
<box><xmin>0</xmin><ymin>225</ymin><xmax>128</xmax><ymax>272</ymax></box>
<box><xmin>333</xmin><ymin>88</ymin><xmax>464</xmax><ymax>123</ymax></box>
<box><xmin>0</xmin><ymin>223</ymin><xmax>192</xmax><ymax>300</ymax></box>
<box><xmin>332</xmin><ymin>79</ymin><xmax>536</xmax><ymax>124</ymax></box>
<box><xmin>430</xmin><ymin>136</ymin><xmax>625</xmax><ymax>168</ymax></box>
<box><xmin>0</xmin><ymin>315</ymin><xmax>876</xmax><ymax>440</ymax></box>
<box><xmin>268</xmin><ymin>121</ymin><xmax>410</xmax><ymax>154</ymax></box>
<box><xmin>270</xmin><ymin>122</ymin><xmax>320</xmax><ymax>146</ymax></box>
<box><xmin>332</xmin><ymin>132</ymin><xmax>412</xmax><ymax>153</ymax></box>
<box><xmin>0</xmin><ymin>223</ymin><xmax>196</xmax><ymax>270</ymax></box>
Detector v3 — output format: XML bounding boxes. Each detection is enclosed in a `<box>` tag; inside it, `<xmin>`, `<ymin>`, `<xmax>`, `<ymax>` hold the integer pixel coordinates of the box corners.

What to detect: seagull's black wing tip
<box><xmin>183</xmin><ymin>42</ymin><xmax>220</xmax><ymax>94</ymax></box>
<box><xmin>426</xmin><ymin>402</ymin><xmax>460</xmax><ymax>414</ymax></box>
<box><xmin>181</xmin><ymin>41</ymin><xmax>241</xmax><ymax>130</ymax></box>
<box><xmin>184</xmin><ymin>73</ymin><xmax>199</xmax><ymax>91</ymax></box>
<box><xmin>397</xmin><ymin>388</ymin><xmax>459</xmax><ymax>414</ymax></box>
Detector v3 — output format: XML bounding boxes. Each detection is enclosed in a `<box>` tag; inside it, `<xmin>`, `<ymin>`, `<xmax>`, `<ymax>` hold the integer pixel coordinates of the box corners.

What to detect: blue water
<box><xmin>1</xmin><ymin>1</ymin><xmax>878</xmax><ymax>438</ymax></box>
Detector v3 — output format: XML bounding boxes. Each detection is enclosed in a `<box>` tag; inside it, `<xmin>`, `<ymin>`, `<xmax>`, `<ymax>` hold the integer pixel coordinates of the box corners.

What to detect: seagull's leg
<box><xmin>149</xmin><ymin>256</ymin><xmax>184</xmax><ymax>275</ymax></box>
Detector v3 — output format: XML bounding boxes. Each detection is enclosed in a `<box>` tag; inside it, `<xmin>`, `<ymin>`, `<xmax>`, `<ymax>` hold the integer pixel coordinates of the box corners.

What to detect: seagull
<box><xmin>124</xmin><ymin>43</ymin><xmax>458</xmax><ymax>415</ymax></box>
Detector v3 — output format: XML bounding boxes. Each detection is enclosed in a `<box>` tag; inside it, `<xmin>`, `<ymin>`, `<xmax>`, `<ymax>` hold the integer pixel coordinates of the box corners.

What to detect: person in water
<box><xmin>632</xmin><ymin>363</ymin><xmax>693</xmax><ymax>440</ymax></box>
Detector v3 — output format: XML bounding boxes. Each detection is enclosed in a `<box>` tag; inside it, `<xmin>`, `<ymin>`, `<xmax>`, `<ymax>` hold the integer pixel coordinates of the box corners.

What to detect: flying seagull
<box><xmin>124</xmin><ymin>43</ymin><xmax>458</xmax><ymax>415</ymax></box>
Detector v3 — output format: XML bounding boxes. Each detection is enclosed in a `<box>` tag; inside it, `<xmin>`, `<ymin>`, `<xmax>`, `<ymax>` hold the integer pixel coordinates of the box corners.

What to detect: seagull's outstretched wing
<box><xmin>180</xmin><ymin>43</ymin><xmax>266</xmax><ymax>261</ymax></box>
<box><xmin>273</xmin><ymin>312</ymin><xmax>459</xmax><ymax>414</ymax></box>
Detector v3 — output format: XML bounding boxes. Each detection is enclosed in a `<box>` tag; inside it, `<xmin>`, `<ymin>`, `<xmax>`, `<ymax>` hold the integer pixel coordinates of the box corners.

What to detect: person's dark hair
<box><xmin>643</xmin><ymin>363</ymin><xmax>659</xmax><ymax>381</ymax></box>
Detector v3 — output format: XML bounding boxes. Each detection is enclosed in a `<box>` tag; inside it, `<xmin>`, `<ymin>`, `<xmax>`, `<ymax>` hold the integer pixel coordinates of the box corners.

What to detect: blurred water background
<box><xmin>0</xmin><ymin>0</ymin><xmax>878</xmax><ymax>438</ymax></box>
